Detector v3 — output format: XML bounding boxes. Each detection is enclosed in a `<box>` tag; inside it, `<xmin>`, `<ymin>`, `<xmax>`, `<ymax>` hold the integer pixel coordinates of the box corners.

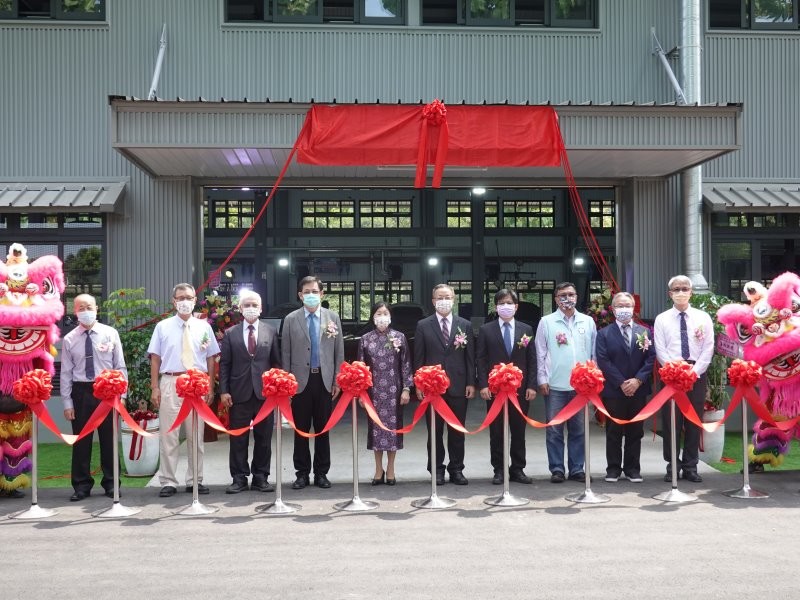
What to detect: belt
<box><xmin>162</xmin><ymin>371</ymin><xmax>187</xmax><ymax>376</ymax></box>
<box><xmin>684</xmin><ymin>360</ymin><xmax>696</xmax><ymax>365</ymax></box>
<box><xmin>310</xmin><ymin>368</ymin><xmax>321</xmax><ymax>374</ymax></box>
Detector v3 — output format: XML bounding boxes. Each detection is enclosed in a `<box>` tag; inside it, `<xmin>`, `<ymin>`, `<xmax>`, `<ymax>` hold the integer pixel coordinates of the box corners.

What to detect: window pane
<box><xmin>422</xmin><ymin>0</ymin><xmax>458</xmax><ymax>24</ymax></box>
<box><xmin>277</xmin><ymin>0</ymin><xmax>318</xmax><ymax>16</ymax></box>
<box><xmin>324</xmin><ymin>0</ymin><xmax>354</xmax><ymax>20</ymax></box>
<box><xmin>226</xmin><ymin>0</ymin><xmax>265</xmax><ymax>20</ymax></box>
<box><xmin>18</xmin><ymin>0</ymin><xmax>50</xmax><ymax>17</ymax></box>
<box><xmin>469</xmin><ymin>0</ymin><xmax>510</xmax><ymax>19</ymax></box>
<box><xmin>709</xmin><ymin>0</ymin><xmax>743</xmax><ymax>27</ymax></box>
<box><xmin>365</xmin><ymin>0</ymin><xmax>400</xmax><ymax>17</ymax></box>
<box><xmin>0</xmin><ymin>215</ymin><xmax>8</xmax><ymax>229</ymax></box>
<box><xmin>753</xmin><ymin>0</ymin><xmax>795</xmax><ymax>24</ymax></box>
<box><xmin>64</xmin><ymin>214</ymin><xmax>102</xmax><ymax>228</ymax></box>
<box><xmin>21</xmin><ymin>213</ymin><xmax>58</xmax><ymax>229</ymax></box>
<box><xmin>60</xmin><ymin>0</ymin><xmax>103</xmax><ymax>16</ymax></box>
<box><xmin>713</xmin><ymin>241</ymin><xmax>751</xmax><ymax>300</ymax></box>
<box><xmin>553</xmin><ymin>0</ymin><xmax>591</xmax><ymax>20</ymax></box>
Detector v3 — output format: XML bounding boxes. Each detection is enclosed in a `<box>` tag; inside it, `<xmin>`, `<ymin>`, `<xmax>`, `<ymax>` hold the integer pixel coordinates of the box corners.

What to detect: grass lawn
<box><xmin>708</xmin><ymin>433</ymin><xmax>800</xmax><ymax>474</ymax></box>
<box><xmin>37</xmin><ymin>443</ymin><xmax>151</xmax><ymax>489</ymax></box>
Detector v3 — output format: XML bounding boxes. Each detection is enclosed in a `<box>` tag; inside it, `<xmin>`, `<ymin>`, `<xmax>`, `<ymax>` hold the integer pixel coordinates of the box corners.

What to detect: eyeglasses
<box><xmin>556</xmin><ymin>293</ymin><xmax>577</xmax><ymax>299</ymax></box>
<box><xmin>670</xmin><ymin>287</ymin><xmax>691</xmax><ymax>293</ymax></box>
<box><xmin>175</xmin><ymin>296</ymin><xmax>195</xmax><ymax>302</ymax></box>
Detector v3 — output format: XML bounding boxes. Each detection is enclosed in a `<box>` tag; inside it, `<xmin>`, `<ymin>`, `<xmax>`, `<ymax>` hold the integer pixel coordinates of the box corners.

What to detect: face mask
<box><xmin>374</xmin><ymin>315</ymin><xmax>391</xmax><ymax>329</ymax></box>
<box><xmin>175</xmin><ymin>300</ymin><xmax>194</xmax><ymax>316</ymax></box>
<box><xmin>303</xmin><ymin>293</ymin><xmax>321</xmax><ymax>308</ymax></box>
<box><xmin>496</xmin><ymin>304</ymin><xmax>516</xmax><ymax>319</ymax></box>
<box><xmin>435</xmin><ymin>299</ymin><xmax>453</xmax><ymax>315</ymax></box>
<box><xmin>77</xmin><ymin>310</ymin><xmax>96</xmax><ymax>326</ymax></box>
<box><xmin>558</xmin><ymin>297</ymin><xmax>576</xmax><ymax>311</ymax></box>
<box><xmin>614</xmin><ymin>307</ymin><xmax>633</xmax><ymax>322</ymax></box>
<box><xmin>242</xmin><ymin>307</ymin><xmax>261</xmax><ymax>321</ymax></box>
<box><xmin>672</xmin><ymin>292</ymin><xmax>690</xmax><ymax>303</ymax></box>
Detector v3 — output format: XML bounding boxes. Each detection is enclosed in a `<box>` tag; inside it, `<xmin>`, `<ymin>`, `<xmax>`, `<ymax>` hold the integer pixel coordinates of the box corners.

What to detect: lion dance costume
<box><xmin>718</xmin><ymin>272</ymin><xmax>800</xmax><ymax>469</ymax></box>
<box><xmin>0</xmin><ymin>243</ymin><xmax>65</xmax><ymax>496</ymax></box>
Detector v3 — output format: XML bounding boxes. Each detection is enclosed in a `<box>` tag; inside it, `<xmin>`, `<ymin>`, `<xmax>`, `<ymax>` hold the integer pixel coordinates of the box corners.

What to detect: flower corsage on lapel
<box><xmin>636</xmin><ymin>330</ymin><xmax>651</xmax><ymax>351</ymax></box>
<box><xmin>199</xmin><ymin>331</ymin><xmax>210</xmax><ymax>351</ymax></box>
<box><xmin>453</xmin><ymin>327</ymin><xmax>468</xmax><ymax>349</ymax></box>
<box><xmin>385</xmin><ymin>331</ymin><xmax>402</xmax><ymax>353</ymax></box>
<box><xmin>325</xmin><ymin>320</ymin><xmax>339</xmax><ymax>339</ymax></box>
<box><xmin>517</xmin><ymin>333</ymin><xmax>532</xmax><ymax>349</ymax></box>
<box><xmin>96</xmin><ymin>335</ymin><xmax>115</xmax><ymax>354</ymax></box>
<box><xmin>555</xmin><ymin>332</ymin><xmax>568</xmax><ymax>346</ymax></box>
<box><xmin>694</xmin><ymin>324</ymin><xmax>705</xmax><ymax>342</ymax></box>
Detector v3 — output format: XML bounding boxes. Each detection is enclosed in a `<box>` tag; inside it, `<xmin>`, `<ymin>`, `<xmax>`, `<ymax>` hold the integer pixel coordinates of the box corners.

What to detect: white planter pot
<box><xmin>698</xmin><ymin>409</ymin><xmax>725</xmax><ymax>464</ymax></box>
<box><xmin>120</xmin><ymin>416</ymin><xmax>160</xmax><ymax>477</ymax></box>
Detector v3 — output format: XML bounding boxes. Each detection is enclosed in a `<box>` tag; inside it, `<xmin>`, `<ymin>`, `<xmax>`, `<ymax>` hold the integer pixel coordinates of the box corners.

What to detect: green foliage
<box><xmin>100</xmin><ymin>288</ymin><xmax>162</xmax><ymax>412</ymax></box>
<box><xmin>690</xmin><ymin>290</ymin><xmax>733</xmax><ymax>410</ymax></box>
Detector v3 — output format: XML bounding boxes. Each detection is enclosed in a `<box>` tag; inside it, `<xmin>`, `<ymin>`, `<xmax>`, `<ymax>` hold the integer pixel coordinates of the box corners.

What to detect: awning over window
<box><xmin>703</xmin><ymin>182</ymin><xmax>800</xmax><ymax>213</ymax></box>
<box><xmin>0</xmin><ymin>181</ymin><xmax>126</xmax><ymax>214</ymax></box>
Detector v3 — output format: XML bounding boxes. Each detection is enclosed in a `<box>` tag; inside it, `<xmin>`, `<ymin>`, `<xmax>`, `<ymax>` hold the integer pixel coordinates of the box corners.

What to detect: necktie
<box><xmin>247</xmin><ymin>324</ymin><xmax>256</xmax><ymax>356</ymax></box>
<box><xmin>181</xmin><ymin>322</ymin><xmax>194</xmax><ymax>370</ymax></box>
<box><xmin>84</xmin><ymin>330</ymin><xmax>95</xmax><ymax>380</ymax></box>
<box><xmin>622</xmin><ymin>324</ymin><xmax>631</xmax><ymax>348</ymax></box>
<box><xmin>441</xmin><ymin>317</ymin><xmax>450</xmax><ymax>344</ymax></box>
<box><xmin>503</xmin><ymin>322</ymin><xmax>513</xmax><ymax>357</ymax></box>
<box><xmin>679</xmin><ymin>312</ymin><xmax>690</xmax><ymax>360</ymax></box>
<box><xmin>309</xmin><ymin>313</ymin><xmax>320</xmax><ymax>369</ymax></box>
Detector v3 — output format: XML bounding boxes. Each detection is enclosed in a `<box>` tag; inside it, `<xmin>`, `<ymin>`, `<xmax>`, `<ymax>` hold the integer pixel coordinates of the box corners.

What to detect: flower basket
<box><xmin>119</xmin><ymin>412</ymin><xmax>160</xmax><ymax>477</ymax></box>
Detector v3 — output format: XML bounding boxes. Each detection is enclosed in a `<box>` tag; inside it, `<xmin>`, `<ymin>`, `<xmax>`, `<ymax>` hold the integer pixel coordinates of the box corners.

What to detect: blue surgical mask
<box><xmin>614</xmin><ymin>308</ymin><xmax>634</xmax><ymax>323</ymax></box>
<box><xmin>303</xmin><ymin>294</ymin><xmax>321</xmax><ymax>308</ymax></box>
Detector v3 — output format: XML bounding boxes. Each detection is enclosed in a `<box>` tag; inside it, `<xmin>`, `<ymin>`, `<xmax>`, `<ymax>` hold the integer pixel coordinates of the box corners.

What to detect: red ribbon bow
<box><xmin>93</xmin><ymin>368</ymin><xmax>129</xmax><ymax>403</ymax></box>
<box><xmin>335</xmin><ymin>360</ymin><xmax>373</xmax><ymax>395</ymax></box>
<box><xmin>658</xmin><ymin>360</ymin><xmax>698</xmax><ymax>392</ymax></box>
<box><xmin>415</xmin><ymin>99</ymin><xmax>449</xmax><ymax>188</ymax></box>
<box><xmin>414</xmin><ymin>364</ymin><xmax>451</xmax><ymax>396</ymax></box>
<box><xmin>569</xmin><ymin>360</ymin><xmax>605</xmax><ymax>396</ymax></box>
<box><xmin>12</xmin><ymin>369</ymin><xmax>52</xmax><ymax>406</ymax></box>
<box><xmin>261</xmin><ymin>368</ymin><xmax>299</xmax><ymax>398</ymax></box>
<box><xmin>727</xmin><ymin>359</ymin><xmax>762</xmax><ymax>387</ymax></box>
<box><xmin>488</xmin><ymin>363</ymin><xmax>523</xmax><ymax>395</ymax></box>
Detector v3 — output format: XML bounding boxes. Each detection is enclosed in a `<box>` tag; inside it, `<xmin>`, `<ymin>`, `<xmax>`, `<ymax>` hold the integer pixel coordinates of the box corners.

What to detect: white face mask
<box><xmin>374</xmin><ymin>315</ymin><xmax>391</xmax><ymax>329</ymax></box>
<box><xmin>77</xmin><ymin>310</ymin><xmax>96</xmax><ymax>326</ymax></box>
<box><xmin>435</xmin><ymin>299</ymin><xmax>453</xmax><ymax>315</ymax></box>
<box><xmin>175</xmin><ymin>300</ymin><xmax>194</xmax><ymax>316</ymax></box>
<box><xmin>242</xmin><ymin>307</ymin><xmax>261</xmax><ymax>322</ymax></box>
<box><xmin>614</xmin><ymin>307</ymin><xmax>634</xmax><ymax>323</ymax></box>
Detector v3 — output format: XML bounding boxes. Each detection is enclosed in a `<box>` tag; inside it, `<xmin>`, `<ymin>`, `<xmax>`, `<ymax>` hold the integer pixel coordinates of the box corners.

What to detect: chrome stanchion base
<box><xmin>8</xmin><ymin>504</ymin><xmax>58</xmax><ymax>520</ymax></box>
<box><xmin>255</xmin><ymin>498</ymin><xmax>300</xmax><ymax>515</ymax></box>
<box><xmin>724</xmin><ymin>484</ymin><xmax>768</xmax><ymax>499</ymax></box>
<box><xmin>333</xmin><ymin>496</ymin><xmax>379</xmax><ymax>512</ymax></box>
<box><xmin>173</xmin><ymin>500</ymin><xmax>219</xmax><ymax>516</ymax></box>
<box><xmin>653</xmin><ymin>488</ymin><xmax>697</xmax><ymax>503</ymax></box>
<box><xmin>566</xmin><ymin>489</ymin><xmax>610</xmax><ymax>504</ymax></box>
<box><xmin>411</xmin><ymin>493</ymin><xmax>456</xmax><ymax>509</ymax></box>
<box><xmin>484</xmin><ymin>491</ymin><xmax>530</xmax><ymax>507</ymax></box>
<box><xmin>93</xmin><ymin>502</ymin><xmax>142</xmax><ymax>518</ymax></box>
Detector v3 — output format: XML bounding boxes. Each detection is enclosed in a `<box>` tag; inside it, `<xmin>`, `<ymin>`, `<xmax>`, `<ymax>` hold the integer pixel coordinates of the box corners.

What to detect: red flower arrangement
<box><xmin>413</xmin><ymin>365</ymin><xmax>450</xmax><ymax>396</ymax></box>
<box><xmin>727</xmin><ymin>359</ymin><xmax>762</xmax><ymax>387</ymax></box>
<box><xmin>176</xmin><ymin>369</ymin><xmax>211</xmax><ymax>399</ymax></box>
<box><xmin>488</xmin><ymin>363</ymin><xmax>523</xmax><ymax>395</ymax></box>
<box><xmin>12</xmin><ymin>369</ymin><xmax>52</xmax><ymax>406</ymax></box>
<box><xmin>92</xmin><ymin>369</ymin><xmax>128</xmax><ymax>404</ymax></box>
<box><xmin>336</xmin><ymin>361</ymin><xmax>373</xmax><ymax>395</ymax></box>
<box><xmin>569</xmin><ymin>361</ymin><xmax>605</xmax><ymax>396</ymax></box>
<box><xmin>659</xmin><ymin>360</ymin><xmax>698</xmax><ymax>392</ymax></box>
<box><xmin>197</xmin><ymin>293</ymin><xmax>243</xmax><ymax>341</ymax></box>
<box><xmin>262</xmin><ymin>368</ymin><xmax>299</xmax><ymax>398</ymax></box>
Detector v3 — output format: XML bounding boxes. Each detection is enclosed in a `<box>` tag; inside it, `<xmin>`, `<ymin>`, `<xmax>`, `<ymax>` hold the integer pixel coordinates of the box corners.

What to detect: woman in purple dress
<box><xmin>357</xmin><ymin>302</ymin><xmax>412</xmax><ymax>485</ymax></box>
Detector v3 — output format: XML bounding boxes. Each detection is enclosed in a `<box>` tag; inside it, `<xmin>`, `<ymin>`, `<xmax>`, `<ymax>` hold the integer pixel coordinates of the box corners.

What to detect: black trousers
<box><xmin>425</xmin><ymin>392</ymin><xmax>468</xmax><ymax>475</ymax></box>
<box><xmin>604</xmin><ymin>394</ymin><xmax>646</xmax><ymax>476</ymax></box>
<box><xmin>70</xmin><ymin>382</ymin><xmax>115</xmax><ymax>494</ymax></box>
<box><xmin>661</xmin><ymin>373</ymin><xmax>707</xmax><ymax>472</ymax></box>
<box><xmin>228</xmin><ymin>392</ymin><xmax>274</xmax><ymax>481</ymax></box>
<box><xmin>487</xmin><ymin>397</ymin><xmax>530</xmax><ymax>474</ymax></box>
<box><xmin>292</xmin><ymin>372</ymin><xmax>332</xmax><ymax>478</ymax></box>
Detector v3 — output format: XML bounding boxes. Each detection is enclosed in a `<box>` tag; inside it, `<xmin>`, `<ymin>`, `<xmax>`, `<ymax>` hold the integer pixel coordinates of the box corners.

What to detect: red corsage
<box><xmin>262</xmin><ymin>368</ymin><xmax>299</xmax><ymax>398</ymax></box>
<box><xmin>727</xmin><ymin>359</ymin><xmax>762</xmax><ymax>387</ymax></box>
<box><xmin>569</xmin><ymin>361</ymin><xmax>605</xmax><ymax>396</ymax></box>
<box><xmin>422</xmin><ymin>99</ymin><xmax>447</xmax><ymax>125</ymax></box>
<box><xmin>414</xmin><ymin>365</ymin><xmax>451</xmax><ymax>396</ymax></box>
<box><xmin>93</xmin><ymin>369</ymin><xmax>128</xmax><ymax>403</ymax></box>
<box><xmin>336</xmin><ymin>361</ymin><xmax>373</xmax><ymax>395</ymax></box>
<box><xmin>176</xmin><ymin>368</ymin><xmax>211</xmax><ymax>399</ymax></box>
<box><xmin>12</xmin><ymin>369</ymin><xmax>53</xmax><ymax>406</ymax></box>
<box><xmin>488</xmin><ymin>363</ymin><xmax>523</xmax><ymax>395</ymax></box>
<box><xmin>659</xmin><ymin>360</ymin><xmax>698</xmax><ymax>392</ymax></box>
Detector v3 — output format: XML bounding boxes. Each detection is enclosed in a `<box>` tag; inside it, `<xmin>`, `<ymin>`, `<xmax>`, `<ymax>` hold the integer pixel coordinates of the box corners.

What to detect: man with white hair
<box><xmin>218</xmin><ymin>290</ymin><xmax>282</xmax><ymax>493</ymax></box>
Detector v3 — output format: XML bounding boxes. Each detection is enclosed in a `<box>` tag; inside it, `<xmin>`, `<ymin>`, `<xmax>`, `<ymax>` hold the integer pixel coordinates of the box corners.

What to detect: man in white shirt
<box><xmin>653</xmin><ymin>275</ymin><xmax>715</xmax><ymax>483</ymax></box>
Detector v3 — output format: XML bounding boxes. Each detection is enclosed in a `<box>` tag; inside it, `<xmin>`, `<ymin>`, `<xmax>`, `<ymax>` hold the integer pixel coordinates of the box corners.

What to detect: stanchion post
<box><xmin>724</xmin><ymin>400</ymin><xmax>768</xmax><ymax>499</ymax></box>
<box><xmin>9</xmin><ymin>413</ymin><xmax>58</xmax><ymax>520</ymax></box>
<box><xmin>565</xmin><ymin>404</ymin><xmax>609</xmax><ymax>504</ymax></box>
<box><xmin>485</xmin><ymin>395</ymin><xmax>529</xmax><ymax>507</ymax></box>
<box><xmin>653</xmin><ymin>398</ymin><xmax>696</xmax><ymax>503</ymax></box>
<box><xmin>334</xmin><ymin>397</ymin><xmax>378</xmax><ymax>512</ymax></box>
<box><xmin>256</xmin><ymin>405</ymin><xmax>300</xmax><ymax>514</ymax></box>
<box><xmin>94</xmin><ymin>411</ymin><xmax>141</xmax><ymax>518</ymax></box>
<box><xmin>411</xmin><ymin>401</ymin><xmax>456</xmax><ymax>509</ymax></box>
<box><xmin>174</xmin><ymin>408</ymin><xmax>218</xmax><ymax>516</ymax></box>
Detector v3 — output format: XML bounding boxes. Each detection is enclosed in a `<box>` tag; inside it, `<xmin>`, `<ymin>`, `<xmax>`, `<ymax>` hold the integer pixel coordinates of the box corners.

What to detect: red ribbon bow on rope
<box><xmin>12</xmin><ymin>369</ymin><xmax>76</xmax><ymax>443</ymax></box>
<box><xmin>415</xmin><ymin>99</ymin><xmax>449</xmax><ymax>188</ymax></box>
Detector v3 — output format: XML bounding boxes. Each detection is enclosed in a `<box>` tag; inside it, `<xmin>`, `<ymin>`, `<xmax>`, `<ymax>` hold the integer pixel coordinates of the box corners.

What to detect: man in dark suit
<box><xmin>219</xmin><ymin>290</ymin><xmax>282</xmax><ymax>494</ymax></box>
<box><xmin>281</xmin><ymin>275</ymin><xmax>345</xmax><ymax>490</ymax></box>
<box><xmin>414</xmin><ymin>283</ymin><xmax>476</xmax><ymax>485</ymax></box>
<box><xmin>477</xmin><ymin>289</ymin><xmax>537</xmax><ymax>485</ymax></box>
<box><xmin>595</xmin><ymin>291</ymin><xmax>656</xmax><ymax>483</ymax></box>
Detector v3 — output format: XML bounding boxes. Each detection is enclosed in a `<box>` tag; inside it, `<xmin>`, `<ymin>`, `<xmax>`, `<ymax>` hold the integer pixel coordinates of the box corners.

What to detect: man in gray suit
<box><xmin>282</xmin><ymin>275</ymin><xmax>345</xmax><ymax>489</ymax></box>
<box><xmin>218</xmin><ymin>290</ymin><xmax>281</xmax><ymax>494</ymax></box>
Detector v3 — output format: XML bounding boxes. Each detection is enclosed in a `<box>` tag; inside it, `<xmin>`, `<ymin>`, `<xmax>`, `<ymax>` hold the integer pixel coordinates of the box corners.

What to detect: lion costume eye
<box><xmin>41</xmin><ymin>276</ymin><xmax>55</xmax><ymax>298</ymax></box>
<box><xmin>735</xmin><ymin>322</ymin><xmax>752</xmax><ymax>344</ymax></box>
<box><xmin>791</xmin><ymin>297</ymin><xmax>800</xmax><ymax>314</ymax></box>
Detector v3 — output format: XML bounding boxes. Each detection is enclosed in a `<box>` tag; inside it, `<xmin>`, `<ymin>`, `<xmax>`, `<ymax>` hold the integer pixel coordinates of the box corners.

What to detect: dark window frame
<box><xmin>708</xmin><ymin>0</ymin><xmax>799</xmax><ymax>30</ymax></box>
<box><xmin>0</xmin><ymin>0</ymin><xmax>106</xmax><ymax>21</ymax></box>
<box><xmin>224</xmin><ymin>0</ymin><xmax>405</xmax><ymax>24</ymax></box>
<box><xmin>422</xmin><ymin>0</ymin><xmax>597</xmax><ymax>28</ymax></box>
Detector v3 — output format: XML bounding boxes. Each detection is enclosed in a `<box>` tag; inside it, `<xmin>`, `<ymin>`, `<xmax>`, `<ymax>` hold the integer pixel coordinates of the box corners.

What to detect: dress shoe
<box><xmin>386</xmin><ymin>477</ymin><xmax>396</xmax><ymax>486</ymax></box>
<box><xmin>509</xmin><ymin>471</ymin><xmax>533</xmax><ymax>484</ymax></box>
<box><xmin>104</xmin><ymin>489</ymin><xmax>118</xmax><ymax>498</ymax></box>
<box><xmin>292</xmin><ymin>476</ymin><xmax>310</xmax><ymax>490</ymax></box>
<box><xmin>435</xmin><ymin>472</ymin><xmax>446</xmax><ymax>485</ymax></box>
<box><xmin>625</xmin><ymin>472</ymin><xmax>643</xmax><ymax>483</ymax></box>
<box><xmin>550</xmin><ymin>471</ymin><xmax>565</xmax><ymax>483</ymax></box>
<box><xmin>226</xmin><ymin>479</ymin><xmax>249</xmax><ymax>494</ymax></box>
<box><xmin>604</xmin><ymin>472</ymin><xmax>621</xmax><ymax>483</ymax></box>
<box><xmin>568</xmin><ymin>472</ymin><xmax>586</xmax><ymax>483</ymax></box>
<box><xmin>663</xmin><ymin>468</ymin><xmax>679</xmax><ymax>482</ymax></box>
<box><xmin>185</xmin><ymin>483</ymin><xmax>210</xmax><ymax>494</ymax></box>
<box><xmin>70</xmin><ymin>490</ymin><xmax>90</xmax><ymax>502</ymax></box>
<box><xmin>159</xmin><ymin>485</ymin><xmax>177</xmax><ymax>497</ymax></box>
<box><xmin>449</xmin><ymin>472</ymin><xmax>469</xmax><ymax>485</ymax></box>
<box><xmin>492</xmin><ymin>472</ymin><xmax>504</xmax><ymax>485</ymax></box>
<box><xmin>371</xmin><ymin>473</ymin><xmax>385</xmax><ymax>486</ymax></box>
<box><xmin>682</xmin><ymin>470</ymin><xmax>703</xmax><ymax>483</ymax></box>
<box><xmin>251</xmin><ymin>478</ymin><xmax>275</xmax><ymax>493</ymax></box>
<box><xmin>314</xmin><ymin>475</ymin><xmax>332</xmax><ymax>489</ymax></box>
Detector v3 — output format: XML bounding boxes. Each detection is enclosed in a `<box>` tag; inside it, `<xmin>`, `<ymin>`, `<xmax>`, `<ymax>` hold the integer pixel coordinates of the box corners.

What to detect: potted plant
<box><xmin>101</xmin><ymin>288</ymin><xmax>163</xmax><ymax>476</ymax></box>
